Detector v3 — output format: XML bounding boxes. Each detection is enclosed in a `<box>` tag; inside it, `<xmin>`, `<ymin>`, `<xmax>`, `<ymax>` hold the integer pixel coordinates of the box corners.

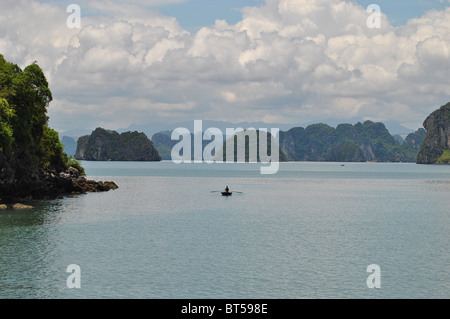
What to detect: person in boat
<box><xmin>225</xmin><ymin>186</ymin><xmax>229</xmax><ymax>193</ymax></box>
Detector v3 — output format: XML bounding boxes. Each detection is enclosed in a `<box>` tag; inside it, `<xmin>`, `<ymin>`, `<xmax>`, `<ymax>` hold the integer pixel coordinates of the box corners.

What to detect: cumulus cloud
<box><xmin>0</xmin><ymin>0</ymin><xmax>449</xmax><ymax>133</ymax></box>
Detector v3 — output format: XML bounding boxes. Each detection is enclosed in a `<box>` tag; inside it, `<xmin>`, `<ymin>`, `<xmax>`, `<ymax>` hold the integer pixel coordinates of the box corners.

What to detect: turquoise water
<box><xmin>1</xmin><ymin>161</ymin><xmax>450</xmax><ymax>299</ymax></box>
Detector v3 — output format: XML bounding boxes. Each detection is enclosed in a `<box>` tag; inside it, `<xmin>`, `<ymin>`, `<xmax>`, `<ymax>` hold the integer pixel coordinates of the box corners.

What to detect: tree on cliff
<box><xmin>0</xmin><ymin>54</ymin><xmax>92</xmax><ymax>202</ymax></box>
<box><xmin>0</xmin><ymin>98</ymin><xmax>14</xmax><ymax>151</ymax></box>
<box><xmin>0</xmin><ymin>54</ymin><xmax>71</xmax><ymax>172</ymax></box>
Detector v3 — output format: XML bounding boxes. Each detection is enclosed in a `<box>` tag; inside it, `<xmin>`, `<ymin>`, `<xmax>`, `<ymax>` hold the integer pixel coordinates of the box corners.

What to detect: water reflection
<box><xmin>0</xmin><ymin>201</ymin><xmax>65</xmax><ymax>298</ymax></box>
<box><xmin>0</xmin><ymin>201</ymin><xmax>64</xmax><ymax>227</ymax></box>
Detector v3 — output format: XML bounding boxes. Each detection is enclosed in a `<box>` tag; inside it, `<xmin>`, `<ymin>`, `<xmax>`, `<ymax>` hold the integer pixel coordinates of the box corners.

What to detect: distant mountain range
<box><xmin>61</xmin><ymin>120</ymin><xmax>428</xmax><ymax>163</ymax></box>
<box><xmin>278</xmin><ymin>121</ymin><xmax>425</xmax><ymax>162</ymax></box>
<box><xmin>61</xmin><ymin>136</ymin><xmax>77</xmax><ymax>157</ymax></box>
<box><xmin>117</xmin><ymin>120</ymin><xmax>296</xmax><ymax>142</ymax></box>
<box><xmin>115</xmin><ymin>120</ymin><xmax>415</xmax><ymax>140</ymax></box>
<box><xmin>152</xmin><ymin>121</ymin><xmax>424</xmax><ymax>162</ymax></box>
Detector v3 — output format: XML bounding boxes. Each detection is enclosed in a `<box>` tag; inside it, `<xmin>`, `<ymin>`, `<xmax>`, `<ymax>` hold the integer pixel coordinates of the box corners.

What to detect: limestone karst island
<box><xmin>0</xmin><ymin>55</ymin><xmax>117</xmax><ymax>206</ymax></box>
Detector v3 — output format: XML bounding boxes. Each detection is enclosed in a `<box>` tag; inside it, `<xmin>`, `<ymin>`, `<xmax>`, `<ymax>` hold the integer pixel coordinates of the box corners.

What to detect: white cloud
<box><xmin>0</xmin><ymin>0</ymin><xmax>449</xmax><ymax>133</ymax></box>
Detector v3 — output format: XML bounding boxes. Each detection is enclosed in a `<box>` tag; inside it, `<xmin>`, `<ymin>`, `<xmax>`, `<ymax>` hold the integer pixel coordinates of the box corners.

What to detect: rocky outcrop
<box><xmin>278</xmin><ymin>121</ymin><xmax>418</xmax><ymax>162</ymax></box>
<box><xmin>0</xmin><ymin>163</ymin><xmax>118</xmax><ymax>204</ymax></box>
<box><xmin>152</xmin><ymin>131</ymin><xmax>177</xmax><ymax>160</ymax></box>
<box><xmin>404</xmin><ymin>128</ymin><xmax>427</xmax><ymax>150</ymax></box>
<box><xmin>153</xmin><ymin>121</ymin><xmax>422</xmax><ymax>163</ymax></box>
<box><xmin>0</xmin><ymin>55</ymin><xmax>118</xmax><ymax>205</ymax></box>
<box><xmin>75</xmin><ymin>128</ymin><xmax>161</xmax><ymax>161</ymax></box>
<box><xmin>417</xmin><ymin>102</ymin><xmax>450</xmax><ymax>164</ymax></box>
<box><xmin>71</xmin><ymin>177</ymin><xmax>118</xmax><ymax>194</ymax></box>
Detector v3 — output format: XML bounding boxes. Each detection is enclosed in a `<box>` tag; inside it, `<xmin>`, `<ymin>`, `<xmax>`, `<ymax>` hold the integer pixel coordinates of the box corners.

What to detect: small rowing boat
<box><xmin>221</xmin><ymin>192</ymin><xmax>232</xmax><ymax>196</ymax></box>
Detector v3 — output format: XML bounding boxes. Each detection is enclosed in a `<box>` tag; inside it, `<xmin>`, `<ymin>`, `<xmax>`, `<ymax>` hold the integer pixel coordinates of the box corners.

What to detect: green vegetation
<box><xmin>67</xmin><ymin>156</ymin><xmax>86</xmax><ymax>175</ymax></box>
<box><xmin>0</xmin><ymin>54</ymin><xmax>79</xmax><ymax>173</ymax></box>
<box><xmin>152</xmin><ymin>131</ymin><xmax>176</xmax><ymax>160</ymax></box>
<box><xmin>75</xmin><ymin>128</ymin><xmax>161</xmax><ymax>161</ymax></box>
<box><xmin>39</xmin><ymin>125</ymin><xmax>68</xmax><ymax>171</ymax></box>
<box><xmin>417</xmin><ymin>102</ymin><xmax>450</xmax><ymax>164</ymax></box>
<box><xmin>279</xmin><ymin>121</ymin><xmax>421</xmax><ymax>162</ymax></box>
<box><xmin>152</xmin><ymin>122</ymin><xmax>426</xmax><ymax>163</ymax></box>
<box><xmin>436</xmin><ymin>149</ymin><xmax>450</xmax><ymax>164</ymax></box>
<box><xmin>0</xmin><ymin>98</ymin><xmax>15</xmax><ymax>151</ymax></box>
<box><xmin>220</xmin><ymin>130</ymin><xmax>287</xmax><ymax>162</ymax></box>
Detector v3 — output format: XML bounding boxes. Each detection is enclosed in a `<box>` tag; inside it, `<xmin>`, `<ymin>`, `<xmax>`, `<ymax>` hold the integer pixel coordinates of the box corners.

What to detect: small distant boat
<box><xmin>211</xmin><ymin>187</ymin><xmax>241</xmax><ymax>196</ymax></box>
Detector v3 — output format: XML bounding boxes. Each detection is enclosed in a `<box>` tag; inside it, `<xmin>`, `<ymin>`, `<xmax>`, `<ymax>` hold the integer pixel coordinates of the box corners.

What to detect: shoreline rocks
<box><xmin>0</xmin><ymin>203</ymin><xmax>34</xmax><ymax>210</ymax></box>
<box><xmin>0</xmin><ymin>168</ymin><xmax>118</xmax><ymax>204</ymax></box>
<box><xmin>71</xmin><ymin>177</ymin><xmax>119</xmax><ymax>194</ymax></box>
<box><xmin>12</xmin><ymin>203</ymin><xmax>34</xmax><ymax>209</ymax></box>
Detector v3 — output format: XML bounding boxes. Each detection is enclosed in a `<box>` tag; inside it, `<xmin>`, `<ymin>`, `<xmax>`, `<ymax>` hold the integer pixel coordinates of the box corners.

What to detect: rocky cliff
<box><xmin>417</xmin><ymin>102</ymin><xmax>450</xmax><ymax>164</ymax></box>
<box><xmin>0</xmin><ymin>155</ymin><xmax>118</xmax><ymax>203</ymax></box>
<box><xmin>152</xmin><ymin>121</ymin><xmax>422</xmax><ymax>163</ymax></box>
<box><xmin>404</xmin><ymin>128</ymin><xmax>427</xmax><ymax>150</ymax></box>
<box><xmin>152</xmin><ymin>131</ymin><xmax>177</xmax><ymax>160</ymax></box>
<box><xmin>279</xmin><ymin>121</ymin><xmax>418</xmax><ymax>162</ymax></box>
<box><xmin>0</xmin><ymin>55</ymin><xmax>118</xmax><ymax>204</ymax></box>
<box><xmin>75</xmin><ymin>128</ymin><xmax>161</xmax><ymax>161</ymax></box>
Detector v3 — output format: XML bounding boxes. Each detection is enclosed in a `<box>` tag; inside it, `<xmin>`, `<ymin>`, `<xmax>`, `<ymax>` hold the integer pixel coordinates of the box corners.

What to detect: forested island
<box><xmin>0</xmin><ymin>55</ymin><xmax>117</xmax><ymax>205</ymax></box>
<box><xmin>75</xmin><ymin>128</ymin><xmax>161</xmax><ymax>162</ymax></box>
<box><xmin>278</xmin><ymin>121</ymin><xmax>425</xmax><ymax>162</ymax></box>
<box><xmin>148</xmin><ymin>121</ymin><xmax>426</xmax><ymax>162</ymax></box>
<box><xmin>416</xmin><ymin>102</ymin><xmax>450</xmax><ymax>164</ymax></box>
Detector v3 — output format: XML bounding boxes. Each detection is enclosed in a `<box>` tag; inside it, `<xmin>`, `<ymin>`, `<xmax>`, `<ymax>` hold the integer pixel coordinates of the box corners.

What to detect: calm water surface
<box><xmin>1</xmin><ymin>161</ymin><xmax>450</xmax><ymax>299</ymax></box>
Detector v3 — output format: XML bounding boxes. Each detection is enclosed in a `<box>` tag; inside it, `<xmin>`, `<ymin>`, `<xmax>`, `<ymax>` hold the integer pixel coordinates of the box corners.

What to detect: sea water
<box><xmin>1</xmin><ymin>161</ymin><xmax>450</xmax><ymax>299</ymax></box>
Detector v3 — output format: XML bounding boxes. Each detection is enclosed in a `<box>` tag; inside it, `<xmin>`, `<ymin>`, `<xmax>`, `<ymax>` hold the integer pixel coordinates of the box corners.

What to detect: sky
<box><xmin>1</xmin><ymin>0</ymin><xmax>449</xmax><ymax>135</ymax></box>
